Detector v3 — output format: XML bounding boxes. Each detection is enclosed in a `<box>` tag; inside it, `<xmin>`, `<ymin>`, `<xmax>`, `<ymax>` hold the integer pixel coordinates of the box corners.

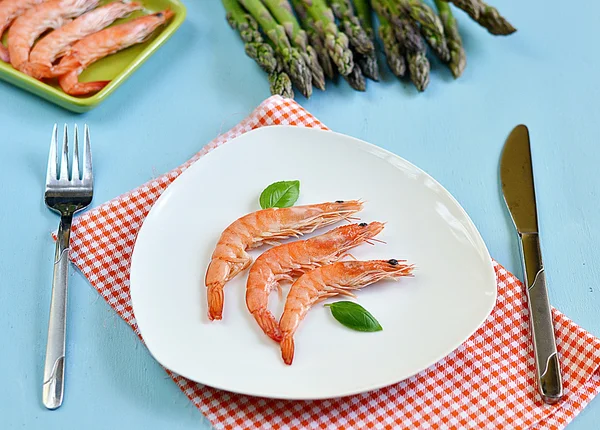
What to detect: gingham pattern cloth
<box><xmin>65</xmin><ymin>96</ymin><xmax>600</xmax><ymax>429</ymax></box>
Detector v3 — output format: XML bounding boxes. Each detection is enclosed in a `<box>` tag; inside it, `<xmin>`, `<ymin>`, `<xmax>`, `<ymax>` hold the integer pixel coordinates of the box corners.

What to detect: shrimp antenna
<box><xmin>342</xmin><ymin>216</ymin><xmax>361</xmax><ymax>224</ymax></box>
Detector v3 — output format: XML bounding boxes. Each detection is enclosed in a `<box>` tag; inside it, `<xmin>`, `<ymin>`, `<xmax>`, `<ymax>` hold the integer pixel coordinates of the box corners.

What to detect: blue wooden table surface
<box><xmin>1</xmin><ymin>1</ymin><xmax>599</xmax><ymax>428</ymax></box>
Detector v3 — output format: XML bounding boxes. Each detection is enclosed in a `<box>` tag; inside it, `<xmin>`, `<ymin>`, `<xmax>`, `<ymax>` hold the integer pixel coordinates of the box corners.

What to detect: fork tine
<box><xmin>72</xmin><ymin>125</ymin><xmax>80</xmax><ymax>181</ymax></box>
<box><xmin>83</xmin><ymin>124</ymin><xmax>93</xmax><ymax>185</ymax></box>
<box><xmin>60</xmin><ymin>124</ymin><xmax>69</xmax><ymax>180</ymax></box>
<box><xmin>46</xmin><ymin>124</ymin><xmax>58</xmax><ymax>183</ymax></box>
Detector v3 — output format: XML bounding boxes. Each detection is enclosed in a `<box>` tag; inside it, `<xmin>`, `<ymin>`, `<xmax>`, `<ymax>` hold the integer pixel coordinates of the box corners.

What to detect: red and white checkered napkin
<box><xmin>67</xmin><ymin>95</ymin><xmax>600</xmax><ymax>429</ymax></box>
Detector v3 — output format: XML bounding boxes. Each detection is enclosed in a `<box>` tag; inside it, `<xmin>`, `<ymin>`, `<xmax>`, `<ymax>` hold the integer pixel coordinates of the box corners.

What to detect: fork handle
<box><xmin>42</xmin><ymin>215</ymin><xmax>72</xmax><ymax>410</ymax></box>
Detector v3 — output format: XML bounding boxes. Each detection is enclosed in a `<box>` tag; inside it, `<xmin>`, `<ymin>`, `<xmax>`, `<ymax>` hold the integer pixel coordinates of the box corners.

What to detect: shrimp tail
<box><xmin>252</xmin><ymin>309</ymin><xmax>282</xmax><ymax>342</ymax></box>
<box><xmin>207</xmin><ymin>284</ymin><xmax>224</xmax><ymax>321</ymax></box>
<box><xmin>281</xmin><ymin>335</ymin><xmax>295</xmax><ymax>365</ymax></box>
<box><xmin>59</xmin><ymin>61</ymin><xmax>110</xmax><ymax>96</ymax></box>
<box><xmin>63</xmin><ymin>80</ymin><xmax>110</xmax><ymax>96</ymax></box>
<box><xmin>0</xmin><ymin>47</ymin><xmax>9</xmax><ymax>63</ymax></box>
<box><xmin>205</xmin><ymin>258</ymin><xmax>234</xmax><ymax>321</ymax></box>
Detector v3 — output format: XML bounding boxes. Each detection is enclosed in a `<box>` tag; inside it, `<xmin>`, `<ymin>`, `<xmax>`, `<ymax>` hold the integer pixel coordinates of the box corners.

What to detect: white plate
<box><xmin>130</xmin><ymin>126</ymin><xmax>496</xmax><ymax>400</ymax></box>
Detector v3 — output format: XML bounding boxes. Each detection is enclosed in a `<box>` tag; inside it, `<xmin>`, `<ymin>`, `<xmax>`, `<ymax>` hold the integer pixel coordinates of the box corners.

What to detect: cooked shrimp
<box><xmin>279</xmin><ymin>259</ymin><xmax>414</xmax><ymax>365</ymax></box>
<box><xmin>57</xmin><ymin>10</ymin><xmax>174</xmax><ymax>96</ymax></box>
<box><xmin>8</xmin><ymin>0</ymin><xmax>99</xmax><ymax>76</ymax></box>
<box><xmin>0</xmin><ymin>0</ymin><xmax>47</xmax><ymax>63</ymax></box>
<box><xmin>246</xmin><ymin>222</ymin><xmax>384</xmax><ymax>342</ymax></box>
<box><xmin>206</xmin><ymin>200</ymin><xmax>364</xmax><ymax>321</ymax></box>
<box><xmin>28</xmin><ymin>1</ymin><xmax>142</xmax><ymax>78</ymax></box>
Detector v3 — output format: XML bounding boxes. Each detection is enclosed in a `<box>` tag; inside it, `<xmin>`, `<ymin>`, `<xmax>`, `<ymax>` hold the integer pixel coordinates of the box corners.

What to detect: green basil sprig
<box><xmin>259</xmin><ymin>180</ymin><xmax>300</xmax><ymax>209</ymax></box>
<box><xmin>324</xmin><ymin>301</ymin><xmax>383</xmax><ymax>332</ymax></box>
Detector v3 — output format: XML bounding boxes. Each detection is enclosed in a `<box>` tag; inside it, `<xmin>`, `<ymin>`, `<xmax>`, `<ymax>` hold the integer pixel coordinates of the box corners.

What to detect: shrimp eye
<box><xmin>335</xmin><ymin>200</ymin><xmax>344</xmax><ymax>203</ymax></box>
<box><xmin>388</xmin><ymin>259</ymin><xmax>399</xmax><ymax>266</ymax></box>
<box><xmin>359</xmin><ymin>223</ymin><xmax>368</xmax><ymax>227</ymax></box>
<box><xmin>156</xmin><ymin>12</ymin><xmax>164</xmax><ymax>17</ymax></box>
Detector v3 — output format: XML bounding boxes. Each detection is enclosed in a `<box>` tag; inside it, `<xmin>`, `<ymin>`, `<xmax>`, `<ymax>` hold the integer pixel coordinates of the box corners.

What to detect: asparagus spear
<box><xmin>269</xmin><ymin>68</ymin><xmax>295</xmax><ymax>97</ymax></box>
<box><xmin>343</xmin><ymin>53</ymin><xmax>366</xmax><ymax>91</ymax></box>
<box><xmin>376</xmin><ymin>11</ymin><xmax>406</xmax><ymax>78</ymax></box>
<box><xmin>375</xmin><ymin>0</ymin><xmax>430</xmax><ymax>91</ymax></box>
<box><xmin>352</xmin><ymin>0</ymin><xmax>380</xmax><ymax>81</ymax></box>
<box><xmin>441</xmin><ymin>0</ymin><xmax>516</xmax><ymax>35</ymax></box>
<box><xmin>241</xmin><ymin>38</ymin><xmax>277</xmax><ymax>73</ymax></box>
<box><xmin>372</xmin><ymin>0</ymin><xmax>423</xmax><ymax>53</ymax></box>
<box><xmin>261</xmin><ymin>0</ymin><xmax>326</xmax><ymax>90</ymax></box>
<box><xmin>355</xmin><ymin>52</ymin><xmax>379</xmax><ymax>81</ymax></box>
<box><xmin>261</xmin><ymin>0</ymin><xmax>308</xmax><ymax>49</ymax></box>
<box><xmin>398</xmin><ymin>0</ymin><xmax>450</xmax><ymax>62</ymax></box>
<box><xmin>223</xmin><ymin>0</ymin><xmax>294</xmax><ymax>97</ymax></box>
<box><xmin>407</xmin><ymin>51</ymin><xmax>429</xmax><ymax>91</ymax></box>
<box><xmin>225</xmin><ymin>0</ymin><xmax>277</xmax><ymax>72</ymax></box>
<box><xmin>291</xmin><ymin>0</ymin><xmax>336</xmax><ymax>79</ymax></box>
<box><xmin>328</xmin><ymin>0</ymin><xmax>375</xmax><ymax>83</ymax></box>
<box><xmin>329</xmin><ymin>0</ymin><xmax>374</xmax><ymax>55</ymax></box>
<box><xmin>239</xmin><ymin>0</ymin><xmax>312</xmax><ymax>97</ymax></box>
<box><xmin>305</xmin><ymin>45</ymin><xmax>327</xmax><ymax>89</ymax></box>
<box><xmin>352</xmin><ymin>0</ymin><xmax>374</xmax><ymax>40</ymax></box>
<box><xmin>434</xmin><ymin>0</ymin><xmax>466</xmax><ymax>78</ymax></box>
<box><xmin>297</xmin><ymin>0</ymin><xmax>354</xmax><ymax>76</ymax></box>
<box><xmin>403</xmin><ymin>20</ymin><xmax>430</xmax><ymax>91</ymax></box>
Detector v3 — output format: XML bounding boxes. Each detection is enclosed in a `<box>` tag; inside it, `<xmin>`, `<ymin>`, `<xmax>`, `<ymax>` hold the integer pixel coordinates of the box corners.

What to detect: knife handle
<box><xmin>519</xmin><ymin>233</ymin><xmax>563</xmax><ymax>404</ymax></box>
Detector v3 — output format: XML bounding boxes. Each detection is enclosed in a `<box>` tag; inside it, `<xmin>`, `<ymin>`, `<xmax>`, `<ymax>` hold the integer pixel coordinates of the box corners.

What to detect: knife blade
<box><xmin>500</xmin><ymin>124</ymin><xmax>563</xmax><ymax>404</ymax></box>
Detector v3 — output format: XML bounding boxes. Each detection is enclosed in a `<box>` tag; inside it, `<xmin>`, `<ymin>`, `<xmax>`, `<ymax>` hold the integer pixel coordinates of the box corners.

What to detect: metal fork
<box><xmin>42</xmin><ymin>124</ymin><xmax>93</xmax><ymax>410</ymax></box>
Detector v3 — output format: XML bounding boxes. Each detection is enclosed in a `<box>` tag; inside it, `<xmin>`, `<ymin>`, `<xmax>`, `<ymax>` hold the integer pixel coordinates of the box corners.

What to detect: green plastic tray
<box><xmin>0</xmin><ymin>0</ymin><xmax>186</xmax><ymax>113</ymax></box>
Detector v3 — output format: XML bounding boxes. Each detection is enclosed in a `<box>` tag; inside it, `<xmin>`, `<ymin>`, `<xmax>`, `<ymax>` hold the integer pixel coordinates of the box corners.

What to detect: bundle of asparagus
<box><xmin>222</xmin><ymin>0</ymin><xmax>516</xmax><ymax>97</ymax></box>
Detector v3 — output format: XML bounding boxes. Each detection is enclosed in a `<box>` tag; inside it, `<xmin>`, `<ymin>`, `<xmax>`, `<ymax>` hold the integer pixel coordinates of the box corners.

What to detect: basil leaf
<box><xmin>324</xmin><ymin>301</ymin><xmax>383</xmax><ymax>332</ymax></box>
<box><xmin>259</xmin><ymin>180</ymin><xmax>300</xmax><ymax>209</ymax></box>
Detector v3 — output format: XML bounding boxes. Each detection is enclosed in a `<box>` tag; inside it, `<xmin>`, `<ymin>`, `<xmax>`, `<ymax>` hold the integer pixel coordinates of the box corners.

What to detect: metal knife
<box><xmin>500</xmin><ymin>124</ymin><xmax>563</xmax><ymax>404</ymax></box>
